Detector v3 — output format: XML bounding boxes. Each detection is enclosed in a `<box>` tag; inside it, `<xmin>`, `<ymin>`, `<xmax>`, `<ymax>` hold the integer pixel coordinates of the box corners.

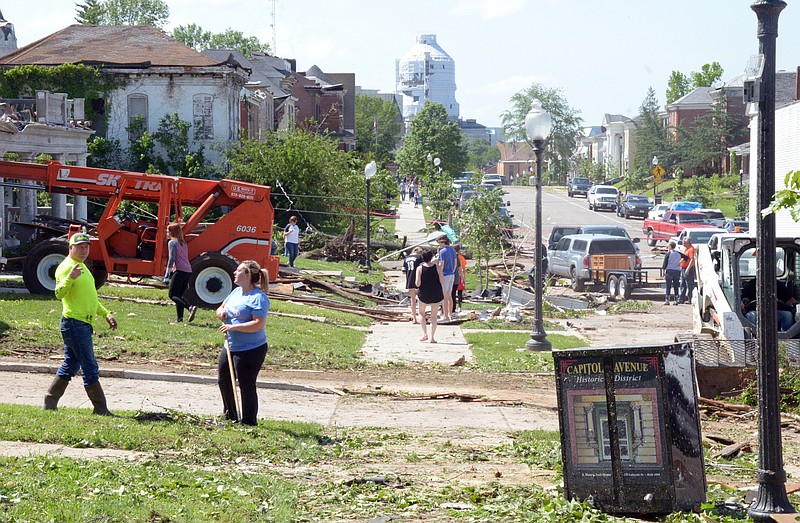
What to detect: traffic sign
<box><xmin>651</xmin><ymin>165</ymin><xmax>665</xmax><ymax>184</ymax></box>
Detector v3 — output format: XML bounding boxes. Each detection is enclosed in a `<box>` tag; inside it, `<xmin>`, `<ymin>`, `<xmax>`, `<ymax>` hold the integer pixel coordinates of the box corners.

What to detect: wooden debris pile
<box><xmin>698</xmin><ymin>397</ymin><xmax>754</xmax><ymax>420</ymax></box>
<box><xmin>272</xmin><ymin>271</ymin><xmax>408</xmax><ymax>322</ymax></box>
<box><xmin>303</xmin><ymin>217</ymin><xmax>403</xmax><ymax>263</ymax></box>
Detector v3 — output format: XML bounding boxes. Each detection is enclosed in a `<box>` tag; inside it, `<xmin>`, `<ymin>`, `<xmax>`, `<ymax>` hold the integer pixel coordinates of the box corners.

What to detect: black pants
<box><xmin>168</xmin><ymin>270</ymin><xmax>192</xmax><ymax>320</ymax></box>
<box><xmin>218</xmin><ymin>342</ymin><xmax>268</xmax><ymax>425</ymax></box>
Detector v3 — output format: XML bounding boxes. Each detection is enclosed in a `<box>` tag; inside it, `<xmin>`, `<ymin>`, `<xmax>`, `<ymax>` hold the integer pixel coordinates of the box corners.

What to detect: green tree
<box><xmin>171</xmin><ymin>24</ymin><xmax>211</xmax><ymax>51</ymax></box>
<box><xmin>691</xmin><ymin>61</ymin><xmax>724</xmax><ymax>88</ymax></box>
<box><xmin>354</xmin><ymin>94</ymin><xmax>402</xmax><ymax>161</ymax></box>
<box><xmin>395</xmin><ymin>102</ymin><xmax>466</xmax><ymax>184</ymax></box>
<box><xmin>460</xmin><ymin>188</ymin><xmax>507</xmax><ymax>291</ymax></box>
<box><xmin>666</xmin><ymin>70</ymin><xmax>691</xmax><ymax>104</ymax></box>
<box><xmin>465</xmin><ymin>138</ymin><xmax>500</xmax><ymax>173</ymax></box>
<box><xmin>171</xmin><ymin>25</ymin><xmax>270</xmax><ymax>57</ymax></box>
<box><xmin>676</xmin><ymin>92</ymin><xmax>742</xmax><ymax>175</ymax></box>
<box><xmin>101</xmin><ymin>0</ymin><xmax>169</xmax><ymax>28</ymax></box>
<box><xmin>208</xmin><ymin>29</ymin><xmax>270</xmax><ymax>56</ymax></box>
<box><xmin>224</xmin><ymin>130</ymin><xmax>363</xmax><ymax>228</ymax></box>
<box><xmin>75</xmin><ymin>0</ymin><xmax>105</xmax><ymax>24</ymax></box>
<box><xmin>152</xmin><ymin>113</ymin><xmax>209</xmax><ymax>178</ymax></box>
<box><xmin>633</xmin><ymin>88</ymin><xmax>675</xmax><ymax>177</ymax></box>
<box><xmin>499</xmin><ymin>83</ymin><xmax>582</xmax><ymax>184</ymax></box>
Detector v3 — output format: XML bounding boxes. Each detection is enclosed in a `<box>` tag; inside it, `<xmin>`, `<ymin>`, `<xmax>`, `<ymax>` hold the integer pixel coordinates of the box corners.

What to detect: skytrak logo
<box><xmin>56</xmin><ymin>168</ymin><xmax>161</xmax><ymax>191</ymax></box>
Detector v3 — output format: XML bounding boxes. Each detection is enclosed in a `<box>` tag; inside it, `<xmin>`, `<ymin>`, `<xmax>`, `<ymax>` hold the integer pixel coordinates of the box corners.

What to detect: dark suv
<box><xmin>547</xmin><ymin>225</ymin><xmax>580</xmax><ymax>250</ymax></box>
<box><xmin>616</xmin><ymin>194</ymin><xmax>652</xmax><ymax>219</ymax></box>
<box><xmin>567</xmin><ymin>177</ymin><xmax>592</xmax><ymax>198</ymax></box>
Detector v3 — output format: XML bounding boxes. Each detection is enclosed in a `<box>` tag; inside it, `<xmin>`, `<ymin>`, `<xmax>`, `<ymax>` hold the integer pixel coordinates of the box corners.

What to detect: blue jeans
<box><xmin>664</xmin><ymin>269</ymin><xmax>681</xmax><ymax>301</ymax></box>
<box><xmin>286</xmin><ymin>242</ymin><xmax>299</xmax><ymax>267</ymax></box>
<box><xmin>57</xmin><ymin>317</ymin><xmax>100</xmax><ymax>387</ymax></box>
<box><xmin>679</xmin><ymin>268</ymin><xmax>696</xmax><ymax>303</ymax></box>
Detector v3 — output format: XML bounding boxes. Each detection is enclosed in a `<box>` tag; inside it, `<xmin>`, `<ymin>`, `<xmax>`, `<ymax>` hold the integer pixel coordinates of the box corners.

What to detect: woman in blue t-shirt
<box><xmin>215</xmin><ymin>260</ymin><xmax>270</xmax><ymax>425</ymax></box>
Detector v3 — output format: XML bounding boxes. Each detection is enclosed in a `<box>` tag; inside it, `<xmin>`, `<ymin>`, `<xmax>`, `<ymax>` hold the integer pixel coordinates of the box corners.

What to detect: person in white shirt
<box><xmin>284</xmin><ymin>216</ymin><xmax>300</xmax><ymax>268</ymax></box>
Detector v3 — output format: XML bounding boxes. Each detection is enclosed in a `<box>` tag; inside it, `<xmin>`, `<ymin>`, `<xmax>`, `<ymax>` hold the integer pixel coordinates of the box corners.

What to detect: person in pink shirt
<box><xmin>166</xmin><ymin>222</ymin><xmax>197</xmax><ymax>323</ymax></box>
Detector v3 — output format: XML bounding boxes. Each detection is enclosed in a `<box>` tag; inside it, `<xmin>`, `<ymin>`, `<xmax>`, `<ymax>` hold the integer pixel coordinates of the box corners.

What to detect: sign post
<box><xmin>651</xmin><ymin>164</ymin><xmax>665</xmax><ymax>204</ymax></box>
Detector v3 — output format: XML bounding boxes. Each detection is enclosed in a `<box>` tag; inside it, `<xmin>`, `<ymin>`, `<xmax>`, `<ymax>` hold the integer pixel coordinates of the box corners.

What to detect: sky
<box><xmin>4</xmin><ymin>0</ymin><xmax>800</xmax><ymax>129</ymax></box>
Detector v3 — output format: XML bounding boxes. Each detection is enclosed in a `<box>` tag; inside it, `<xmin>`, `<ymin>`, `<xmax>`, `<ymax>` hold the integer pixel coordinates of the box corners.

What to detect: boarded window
<box><xmin>193</xmin><ymin>95</ymin><xmax>214</xmax><ymax>140</ymax></box>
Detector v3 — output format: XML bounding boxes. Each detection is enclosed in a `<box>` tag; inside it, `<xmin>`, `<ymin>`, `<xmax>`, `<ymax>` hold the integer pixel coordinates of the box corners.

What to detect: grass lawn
<box><xmin>0</xmin><ymin>403</ymin><xmax>786</xmax><ymax>522</ymax></box>
<box><xmin>464</xmin><ymin>331</ymin><xmax>587</xmax><ymax>372</ymax></box>
<box><xmin>0</xmin><ymin>285</ymin><xmax>367</xmax><ymax>370</ymax></box>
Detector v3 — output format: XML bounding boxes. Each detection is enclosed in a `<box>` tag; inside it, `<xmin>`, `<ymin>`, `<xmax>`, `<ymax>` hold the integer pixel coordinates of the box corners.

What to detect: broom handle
<box><xmin>224</xmin><ymin>335</ymin><xmax>241</xmax><ymax>421</ymax></box>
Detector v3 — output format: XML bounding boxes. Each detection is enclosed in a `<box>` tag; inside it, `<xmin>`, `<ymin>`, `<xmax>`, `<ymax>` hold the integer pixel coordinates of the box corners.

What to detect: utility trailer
<box><xmin>0</xmin><ymin>160</ymin><xmax>280</xmax><ymax>308</ymax></box>
<box><xmin>583</xmin><ymin>253</ymin><xmax>649</xmax><ymax>299</ymax></box>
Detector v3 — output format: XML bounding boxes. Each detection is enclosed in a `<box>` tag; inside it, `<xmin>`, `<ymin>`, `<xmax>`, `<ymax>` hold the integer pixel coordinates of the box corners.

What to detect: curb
<box><xmin>0</xmin><ymin>362</ymin><xmax>334</xmax><ymax>395</ymax></box>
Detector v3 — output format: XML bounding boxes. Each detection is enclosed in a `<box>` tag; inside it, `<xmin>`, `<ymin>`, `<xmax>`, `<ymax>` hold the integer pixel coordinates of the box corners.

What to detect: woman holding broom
<box><xmin>215</xmin><ymin>260</ymin><xmax>270</xmax><ymax>425</ymax></box>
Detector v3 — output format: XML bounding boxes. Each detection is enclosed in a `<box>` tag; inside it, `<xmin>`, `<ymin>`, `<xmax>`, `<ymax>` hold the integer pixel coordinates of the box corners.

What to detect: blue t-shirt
<box><xmin>438</xmin><ymin>246</ymin><xmax>457</xmax><ymax>276</ymax></box>
<box><xmin>223</xmin><ymin>287</ymin><xmax>269</xmax><ymax>352</ymax></box>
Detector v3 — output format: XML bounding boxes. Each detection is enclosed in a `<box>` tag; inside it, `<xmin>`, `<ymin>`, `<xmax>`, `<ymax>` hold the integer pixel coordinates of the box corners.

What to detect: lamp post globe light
<box><xmin>652</xmin><ymin>156</ymin><xmax>659</xmax><ymax>203</ymax></box>
<box><xmin>524</xmin><ymin>99</ymin><xmax>552</xmax><ymax>352</ymax></box>
<box><xmin>747</xmin><ymin>0</ymin><xmax>795</xmax><ymax>521</ymax></box>
<box><xmin>364</xmin><ymin>161</ymin><xmax>377</xmax><ymax>272</ymax></box>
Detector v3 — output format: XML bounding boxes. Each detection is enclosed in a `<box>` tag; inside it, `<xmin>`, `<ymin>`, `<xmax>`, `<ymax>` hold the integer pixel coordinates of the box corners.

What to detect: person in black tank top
<box><xmin>415</xmin><ymin>249</ymin><xmax>444</xmax><ymax>343</ymax></box>
<box><xmin>403</xmin><ymin>247</ymin><xmax>424</xmax><ymax>324</ymax></box>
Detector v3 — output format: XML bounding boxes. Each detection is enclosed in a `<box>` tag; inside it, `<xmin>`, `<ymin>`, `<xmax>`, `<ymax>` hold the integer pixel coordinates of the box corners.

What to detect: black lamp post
<box><xmin>364</xmin><ymin>161</ymin><xmax>377</xmax><ymax>272</ymax></box>
<box><xmin>747</xmin><ymin>0</ymin><xmax>795</xmax><ymax>521</ymax></box>
<box><xmin>524</xmin><ymin>99</ymin><xmax>552</xmax><ymax>352</ymax></box>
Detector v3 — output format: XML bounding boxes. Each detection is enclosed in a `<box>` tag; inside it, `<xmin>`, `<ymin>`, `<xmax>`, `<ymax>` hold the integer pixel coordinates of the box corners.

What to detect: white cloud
<box><xmin>449</xmin><ymin>0</ymin><xmax>526</xmax><ymax>20</ymax></box>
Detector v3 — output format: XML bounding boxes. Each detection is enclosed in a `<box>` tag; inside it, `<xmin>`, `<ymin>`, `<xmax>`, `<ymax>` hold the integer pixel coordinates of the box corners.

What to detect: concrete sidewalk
<box><xmin>0</xmin><ymin>366</ymin><xmax>558</xmax><ymax>434</ymax></box>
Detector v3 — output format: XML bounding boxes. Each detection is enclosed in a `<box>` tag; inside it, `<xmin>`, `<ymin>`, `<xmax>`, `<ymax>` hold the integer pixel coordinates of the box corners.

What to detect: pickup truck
<box><xmin>642</xmin><ymin>210</ymin><xmax>711</xmax><ymax>246</ymax></box>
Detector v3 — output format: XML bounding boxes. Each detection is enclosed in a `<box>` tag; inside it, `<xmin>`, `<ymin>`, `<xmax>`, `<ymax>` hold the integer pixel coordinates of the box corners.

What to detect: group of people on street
<box><xmin>399</xmin><ymin>177</ymin><xmax>423</xmax><ymax>208</ymax></box>
<box><xmin>402</xmin><ymin>235</ymin><xmax>466</xmax><ymax>343</ymax></box>
<box><xmin>662</xmin><ymin>238</ymin><xmax>696</xmax><ymax>305</ymax></box>
<box><xmin>45</xmin><ymin>226</ymin><xmax>272</xmax><ymax>426</ymax></box>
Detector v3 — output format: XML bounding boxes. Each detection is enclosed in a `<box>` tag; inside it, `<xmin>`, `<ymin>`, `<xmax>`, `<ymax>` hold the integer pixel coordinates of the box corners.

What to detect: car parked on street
<box><xmin>575</xmin><ymin>224</ymin><xmax>641</xmax><ymax>253</ymax></box>
<box><xmin>699</xmin><ymin>208</ymin><xmax>726</xmax><ymax>228</ymax></box>
<box><xmin>670</xmin><ymin>227</ymin><xmax>727</xmax><ymax>250</ymax></box>
<box><xmin>616</xmin><ymin>194</ymin><xmax>652</xmax><ymax>219</ymax></box>
<box><xmin>647</xmin><ymin>203</ymin><xmax>670</xmax><ymax>221</ymax></box>
<box><xmin>587</xmin><ymin>185</ymin><xmax>619</xmax><ymax>212</ymax></box>
<box><xmin>547</xmin><ymin>225</ymin><xmax>580</xmax><ymax>250</ymax></box>
<box><xmin>567</xmin><ymin>177</ymin><xmax>592</xmax><ymax>198</ymax></box>
<box><xmin>481</xmin><ymin>174</ymin><xmax>503</xmax><ymax>188</ymax></box>
<box><xmin>547</xmin><ymin>234</ymin><xmax>641</xmax><ymax>293</ymax></box>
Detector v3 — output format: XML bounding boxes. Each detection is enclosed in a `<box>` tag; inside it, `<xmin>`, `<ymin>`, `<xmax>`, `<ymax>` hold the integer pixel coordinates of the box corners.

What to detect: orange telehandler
<box><xmin>0</xmin><ymin>160</ymin><xmax>279</xmax><ymax>308</ymax></box>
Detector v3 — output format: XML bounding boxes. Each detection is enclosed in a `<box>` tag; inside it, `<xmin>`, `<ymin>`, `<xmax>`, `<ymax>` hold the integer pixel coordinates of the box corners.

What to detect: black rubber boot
<box><xmin>43</xmin><ymin>376</ymin><xmax>69</xmax><ymax>410</ymax></box>
<box><xmin>84</xmin><ymin>381</ymin><xmax>114</xmax><ymax>416</ymax></box>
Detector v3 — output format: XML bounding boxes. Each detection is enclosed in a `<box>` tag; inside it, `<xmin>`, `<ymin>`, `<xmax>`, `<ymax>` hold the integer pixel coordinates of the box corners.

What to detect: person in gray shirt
<box><xmin>662</xmin><ymin>241</ymin><xmax>682</xmax><ymax>305</ymax></box>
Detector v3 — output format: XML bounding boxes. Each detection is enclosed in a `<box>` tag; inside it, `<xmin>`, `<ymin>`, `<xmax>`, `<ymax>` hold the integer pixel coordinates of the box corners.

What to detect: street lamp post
<box><xmin>747</xmin><ymin>1</ymin><xmax>795</xmax><ymax>521</ymax></box>
<box><xmin>364</xmin><ymin>161</ymin><xmax>377</xmax><ymax>272</ymax></box>
<box><xmin>524</xmin><ymin>99</ymin><xmax>552</xmax><ymax>352</ymax></box>
<box><xmin>652</xmin><ymin>156</ymin><xmax>659</xmax><ymax>201</ymax></box>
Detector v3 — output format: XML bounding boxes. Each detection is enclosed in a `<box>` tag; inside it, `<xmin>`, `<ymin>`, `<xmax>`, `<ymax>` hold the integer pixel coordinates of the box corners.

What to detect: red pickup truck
<box><xmin>642</xmin><ymin>211</ymin><xmax>712</xmax><ymax>246</ymax></box>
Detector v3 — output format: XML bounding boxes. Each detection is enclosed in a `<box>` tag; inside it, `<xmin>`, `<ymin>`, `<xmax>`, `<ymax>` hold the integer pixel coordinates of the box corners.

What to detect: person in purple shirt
<box><xmin>436</xmin><ymin>236</ymin><xmax>457</xmax><ymax>322</ymax></box>
<box><xmin>166</xmin><ymin>222</ymin><xmax>197</xmax><ymax>323</ymax></box>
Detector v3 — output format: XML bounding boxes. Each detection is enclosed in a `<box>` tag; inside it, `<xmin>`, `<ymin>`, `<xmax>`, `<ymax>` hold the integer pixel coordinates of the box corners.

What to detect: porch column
<box><xmin>73</xmin><ymin>154</ymin><xmax>88</xmax><ymax>222</ymax></box>
<box><xmin>50</xmin><ymin>153</ymin><xmax>67</xmax><ymax>219</ymax></box>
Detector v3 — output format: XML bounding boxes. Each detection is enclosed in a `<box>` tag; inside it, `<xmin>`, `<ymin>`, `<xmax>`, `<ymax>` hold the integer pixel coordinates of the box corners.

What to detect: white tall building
<box><xmin>0</xmin><ymin>9</ymin><xmax>18</xmax><ymax>58</ymax></box>
<box><xmin>396</xmin><ymin>34</ymin><xmax>459</xmax><ymax>130</ymax></box>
